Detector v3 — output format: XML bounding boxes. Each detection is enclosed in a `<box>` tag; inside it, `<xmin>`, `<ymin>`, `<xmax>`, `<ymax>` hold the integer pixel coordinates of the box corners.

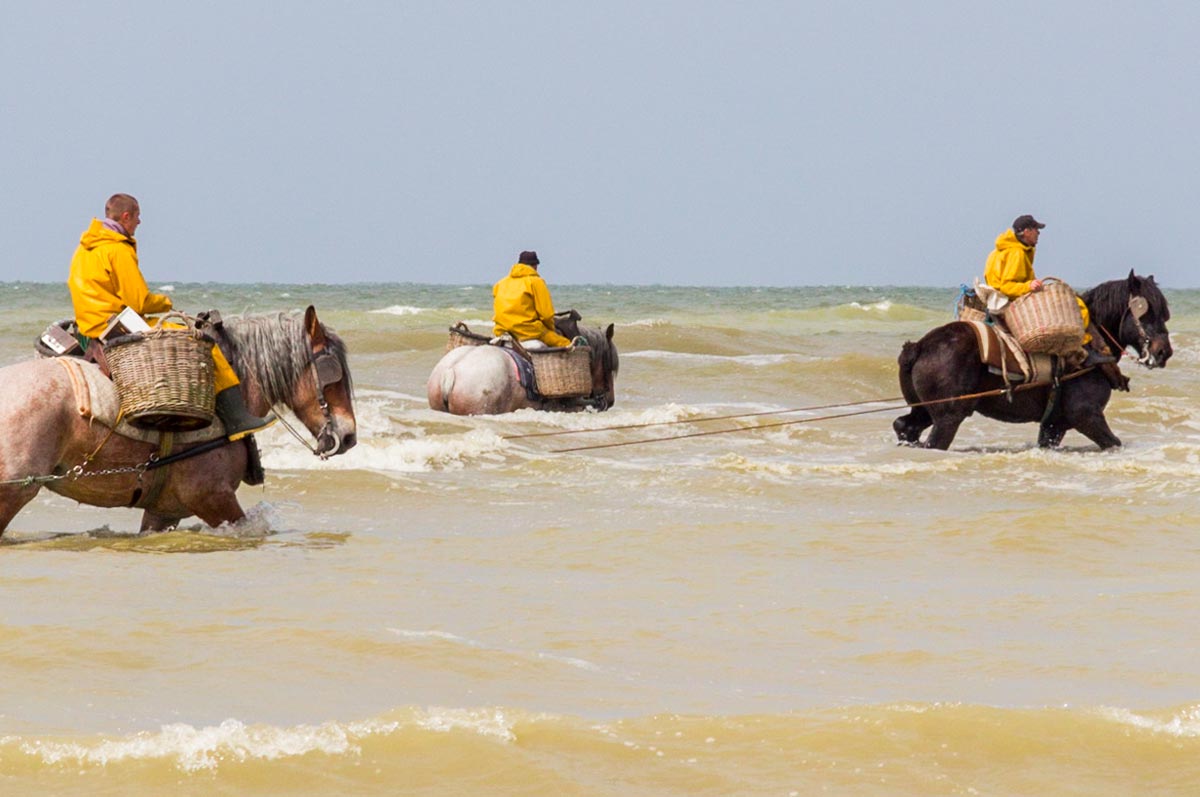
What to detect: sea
<box><xmin>1</xmin><ymin>281</ymin><xmax>1198</xmax><ymax>796</ymax></box>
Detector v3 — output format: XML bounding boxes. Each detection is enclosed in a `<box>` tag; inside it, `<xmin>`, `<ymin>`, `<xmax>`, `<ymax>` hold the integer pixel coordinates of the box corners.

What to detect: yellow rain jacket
<box><xmin>68</xmin><ymin>219</ymin><xmax>172</xmax><ymax>338</ymax></box>
<box><xmin>67</xmin><ymin>219</ymin><xmax>240</xmax><ymax>391</ymax></box>
<box><xmin>984</xmin><ymin>228</ymin><xmax>1091</xmax><ymax>342</ymax></box>
<box><xmin>492</xmin><ymin>263</ymin><xmax>571</xmax><ymax>347</ymax></box>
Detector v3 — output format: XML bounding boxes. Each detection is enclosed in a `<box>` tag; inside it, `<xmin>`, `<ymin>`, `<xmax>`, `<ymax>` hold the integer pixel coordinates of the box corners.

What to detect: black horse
<box><xmin>893</xmin><ymin>271</ymin><xmax>1172</xmax><ymax>450</ymax></box>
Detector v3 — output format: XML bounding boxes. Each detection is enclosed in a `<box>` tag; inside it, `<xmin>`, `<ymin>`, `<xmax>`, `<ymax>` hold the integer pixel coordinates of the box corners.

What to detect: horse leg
<box><xmin>893</xmin><ymin>409</ymin><xmax>930</xmax><ymax>445</ymax></box>
<box><xmin>1038</xmin><ymin>419</ymin><xmax>1069</xmax><ymax>448</ymax></box>
<box><xmin>1072</xmin><ymin>413</ymin><xmax>1122</xmax><ymax>450</ymax></box>
<box><xmin>0</xmin><ymin>485</ymin><xmax>42</xmax><ymax>538</ymax></box>
<box><xmin>922</xmin><ymin>407</ymin><xmax>970</xmax><ymax>450</ymax></box>
<box><xmin>140</xmin><ymin>510</ymin><xmax>183</xmax><ymax>534</ymax></box>
<box><xmin>188</xmin><ymin>489</ymin><xmax>246</xmax><ymax>528</ymax></box>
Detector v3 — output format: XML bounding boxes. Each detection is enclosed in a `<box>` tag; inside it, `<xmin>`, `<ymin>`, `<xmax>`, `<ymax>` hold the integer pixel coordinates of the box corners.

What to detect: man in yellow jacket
<box><xmin>67</xmin><ymin>194</ymin><xmax>275</xmax><ymax>440</ymax></box>
<box><xmin>492</xmin><ymin>250</ymin><xmax>572</xmax><ymax>347</ymax></box>
<box><xmin>984</xmin><ymin>214</ymin><xmax>1123</xmax><ymax>383</ymax></box>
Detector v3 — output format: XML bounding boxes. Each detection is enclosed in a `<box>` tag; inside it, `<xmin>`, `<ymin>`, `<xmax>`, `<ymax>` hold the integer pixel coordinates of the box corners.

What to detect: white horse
<box><xmin>428</xmin><ymin>324</ymin><xmax>618</xmax><ymax>415</ymax></box>
<box><xmin>0</xmin><ymin>307</ymin><xmax>357</xmax><ymax>536</ymax></box>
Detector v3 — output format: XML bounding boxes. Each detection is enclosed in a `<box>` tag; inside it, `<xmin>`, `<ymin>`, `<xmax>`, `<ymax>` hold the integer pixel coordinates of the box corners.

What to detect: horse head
<box><xmin>1124</xmin><ymin>271</ymin><xmax>1172</xmax><ymax>368</ymax></box>
<box><xmin>224</xmin><ymin>306</ymin><xmax>357</xmax><ymax>458</ymax></box>
<box><xmin>1084</xmin><ymin>270</ymin><xmax>1172</xmax><ymax>369</ymax></box>
<box><xmin>300</xmin><ymin>306</ymin><xmax>358</xmax><ymax>456</ymax></box>
<box><xmin>584</xmin><ymin>323</ymin><xmax>618</xmax><ymax>410</ymax></box>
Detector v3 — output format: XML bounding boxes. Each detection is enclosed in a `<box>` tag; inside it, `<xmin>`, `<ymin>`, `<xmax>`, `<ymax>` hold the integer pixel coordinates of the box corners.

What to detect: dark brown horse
<box><xmin>893</xmin><ymin>272</ymin><xmax>1172</xmax><ymax>450</ymax></box>
<box><xmin>0</xmin><ymin>306</ymin><xmax>356</xmax><ymax>536</ymax></box>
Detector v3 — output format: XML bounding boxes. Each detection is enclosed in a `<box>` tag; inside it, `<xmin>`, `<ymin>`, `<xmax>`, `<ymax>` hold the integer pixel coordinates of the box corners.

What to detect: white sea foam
<box><xmin>19</xmin><ymin>717</ymin><xmax>400</xmax><ymax>772</ymax></box>
<box><xmin>848</xmin><ymin>300</ymin><xmax>893</xmax><ymax>312</ymax></box>
<box><xmin>370</xmin><ymin>305</ymin><xmax>430</xmax><ymax>316</ymax></box>
<box><xmin>157</xmin><ymin>284</ymin><xmax>175</xmax><ymax>292</ymax></box>
<box><xmin>263</xmin><ymin>428</ymin><xmax>506</xmax><ymax>473</ymax></box>
<box><xmin>1098</xmin><ymin>705</ymin><xmax>1200</xmax><ymax>737</ymax></box>
<box><xmin>626</xmin><ymin>350</ymin><xmax>799</xmax><ymax>365</ymax></box>
<box><xmin>387</xmin><ymin>628</ymin><xmax>602</xmax><ymax>672</ymax></box>
<box><xmin>414</xmin><ymin>708</ymin><xmax>516</xmax><ymax>742</ymax></box>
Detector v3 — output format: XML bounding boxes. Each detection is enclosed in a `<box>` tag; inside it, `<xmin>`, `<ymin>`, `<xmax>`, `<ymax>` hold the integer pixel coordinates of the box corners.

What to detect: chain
<box><xmin>0</xmin><ymin>459</ymin><xmax>152</xmax><ymax>487</ymax></box>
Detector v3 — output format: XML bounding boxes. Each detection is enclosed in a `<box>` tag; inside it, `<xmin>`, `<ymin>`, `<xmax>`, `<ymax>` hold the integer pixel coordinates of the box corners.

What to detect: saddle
<box><xmin>961</xmin><ymin>319</ymin><xmax>1057</xmax><ymax>385</ymax></box>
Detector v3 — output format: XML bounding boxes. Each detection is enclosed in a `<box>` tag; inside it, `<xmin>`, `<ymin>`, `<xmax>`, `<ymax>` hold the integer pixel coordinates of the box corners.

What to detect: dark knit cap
<box><xmin>518</xmin><ymin>250</ymin><xmax>539</xmax><ymax>266</ymax></box>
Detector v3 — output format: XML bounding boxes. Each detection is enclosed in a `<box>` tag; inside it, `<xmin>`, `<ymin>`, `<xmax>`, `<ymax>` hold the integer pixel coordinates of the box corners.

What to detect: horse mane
<box><xmin>578</xmin><ymin>324</ymin><xmax>619</xmax><ymax>373</ymax></box>
<box><xmin>1082</xmin><ymin>273</ymin><xmax>1170</xmax><ymax>324</ymax></box>
<box><xmin>221</xmin><ymin>312</ymin><xmax>353</xmax><ymax>406</ymax></box>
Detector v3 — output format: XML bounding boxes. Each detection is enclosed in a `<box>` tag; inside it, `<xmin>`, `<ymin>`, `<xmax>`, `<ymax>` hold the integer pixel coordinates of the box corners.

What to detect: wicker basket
<box><xmin>105</xmin><ymin>315</ymin><xmax>216</xmax><ymax>431</ymax></box>
<box><xmin>956</xmin><ymin>291</ymin><xmax>988</xmax><ymax>324</ymax></box>
<box><xmin>446</xmin><ymin>322</ymin><xmax>490</xmax><ymax>352</ymax></box>
<box><xmin>1003</xmin><ymin>278</ymin><xmax>1085</xmax><ymax>355</ymax></box>
<box><xmin>529</xmin><ymin>347</ymin><xmax>593</xmax><ymax>398</ymax></box>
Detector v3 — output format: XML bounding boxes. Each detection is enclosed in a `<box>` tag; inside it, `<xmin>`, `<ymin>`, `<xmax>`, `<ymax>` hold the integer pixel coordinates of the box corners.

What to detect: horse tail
<box><xmin>438</xmin><ymin>367</ymin><xmax>456</xmax><ymax>413</ymax></box>
<box><xmin>898</xmin><ymin>340</ymin><xmax>921</xmax><ymax>375</ymax></box>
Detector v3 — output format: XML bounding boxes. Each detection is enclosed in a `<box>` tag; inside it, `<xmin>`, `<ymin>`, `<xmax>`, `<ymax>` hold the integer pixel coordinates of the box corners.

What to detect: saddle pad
<box><xmin>962</xmin><ymin>320</ymin><xmax>1054</xmax><ymax>385</ymax></box>
<box><xmin>53</xmin><ymin>357</ymin><xmax>227</xmax><ymax>445</ymax></box>
<box><xmin>498</xmin><ymin>345</ymin><xmax>540</xmax><ymax>402</ymax></box>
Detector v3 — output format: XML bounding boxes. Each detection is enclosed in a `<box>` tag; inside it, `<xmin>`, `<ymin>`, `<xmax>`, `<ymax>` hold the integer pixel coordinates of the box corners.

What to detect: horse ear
<box><xmin>305</xmin><ymin>305</ymin><xmax>327</xmax><ymax>347</ymax></box>
<box><xmin>1127</xmin><ymin>271</ymin><xmax>1141</xmax><ymax>294</ymax></box>
<box><xmin>605</xmin><ymin>323</ymin><xmax>615</xmax><ymax>341</ymax></box>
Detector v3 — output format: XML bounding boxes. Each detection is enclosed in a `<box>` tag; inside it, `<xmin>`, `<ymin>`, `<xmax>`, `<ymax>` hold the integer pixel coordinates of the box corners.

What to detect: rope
<box><xmin>503</xmin><ymin>396</ymin><xmax>909</xmax><ymax>440</ymax></box>
<box><xmin>549</xmin><ymin>369</ymin><xmax>1095</xmax><ymax>454</ymax></box>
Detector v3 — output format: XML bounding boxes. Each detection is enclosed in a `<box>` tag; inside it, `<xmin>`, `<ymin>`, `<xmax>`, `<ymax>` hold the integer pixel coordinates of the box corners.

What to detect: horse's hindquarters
<box><xmin>428</xmin><ymin>347</ymin><xmax>528</xmax><ymax>415</ymax></box>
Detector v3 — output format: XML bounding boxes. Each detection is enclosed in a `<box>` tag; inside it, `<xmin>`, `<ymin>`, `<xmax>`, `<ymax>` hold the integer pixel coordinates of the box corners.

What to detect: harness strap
<box><xmin>131</xmin><ymin>432</ymin><xmax>176</xmax><ymax>508</ymax></box>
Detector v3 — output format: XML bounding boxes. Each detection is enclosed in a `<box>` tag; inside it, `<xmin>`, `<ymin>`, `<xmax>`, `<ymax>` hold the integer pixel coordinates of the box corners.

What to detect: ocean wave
<box><xmin>387</xmin><ymin>628</ymin><xmax>603</xmax><ymax>673</ymax></box>
<box><xmin>847</xmin><ymin>300</ymin><xmax>893</xmax><ymax>312</ymax></box>
<box><xmin>626</xmin><ymin>350</ymin><xmax>803</xmax><ymax>365</ymax></box>
<box><xmin>263</xmin><ymin>428</ymin><xmax>507</xmax><ymax>473</ymax></box>
<box><xmin>15</xmin><ymin>717</ymin><xmax>400</xmax><ymax>773</ymax></box>
<box><xmin>368</xmin><ymin>305</ymin><xmax>431</xmax><ymax>316</ymax></box>
<box><xmin>1098</xmin><ymin>705</ymin><xmax>1200</xmax><ymax>737</ymax></box>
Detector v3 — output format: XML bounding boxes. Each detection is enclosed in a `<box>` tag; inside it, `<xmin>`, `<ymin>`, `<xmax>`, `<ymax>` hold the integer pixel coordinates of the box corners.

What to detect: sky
<box><xmin>2</xmin><ymin>1</ymin><xmax>1197</xmax><ymax>287</ymax></box>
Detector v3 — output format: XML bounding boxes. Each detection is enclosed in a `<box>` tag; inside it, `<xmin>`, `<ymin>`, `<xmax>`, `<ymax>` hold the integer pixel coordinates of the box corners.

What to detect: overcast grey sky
<box><xmin>2</xmin><ymin>2</ymin><xmax>1196</xmax><ymax>287</ymax></box>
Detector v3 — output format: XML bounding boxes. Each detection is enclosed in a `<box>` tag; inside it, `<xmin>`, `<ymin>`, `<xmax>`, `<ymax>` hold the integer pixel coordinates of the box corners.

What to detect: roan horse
<box><xmin>427</xmin><ymin>324</ymin><xmax>619</xmax><ymax>415</ymax></box>
<box><xmin>0</xmin><ymin>306</ymin><xmax>356</xmax><ymax>537</ymax></box>
<box><xmin>893</xmin><ymin>271</ymin><xmax>1172</xmax><ymax>450</ymax></box>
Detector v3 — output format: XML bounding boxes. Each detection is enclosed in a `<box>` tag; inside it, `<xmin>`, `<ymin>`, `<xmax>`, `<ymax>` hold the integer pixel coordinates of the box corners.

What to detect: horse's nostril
<box><xmin>340</xmin><ymin>433</ymin><xmax>357</xmax><ymax>452</ymax></box>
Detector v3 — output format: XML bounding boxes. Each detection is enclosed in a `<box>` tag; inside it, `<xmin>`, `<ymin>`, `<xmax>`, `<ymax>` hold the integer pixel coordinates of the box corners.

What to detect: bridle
<box><xmin>1100</xmin><ymin>294</ymin><xmax>1157</xmax><ymax>367</ymax></box>
<box><xmin>275</xmin><ymin>336</ymin><xmax>346</xmax><ymax>459</ymax></box>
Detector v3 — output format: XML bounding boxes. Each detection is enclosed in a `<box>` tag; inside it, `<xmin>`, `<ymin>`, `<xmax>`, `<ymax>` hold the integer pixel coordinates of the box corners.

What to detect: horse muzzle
<box><xmin>316</xmin><ymin>426</ymin><xmax>356</xmax><ymax>458</ymax></box>
<box><xmin>1137</xmin><ymin>335</ymin><xmax>1172</xmax><ymax>369</ymax></box>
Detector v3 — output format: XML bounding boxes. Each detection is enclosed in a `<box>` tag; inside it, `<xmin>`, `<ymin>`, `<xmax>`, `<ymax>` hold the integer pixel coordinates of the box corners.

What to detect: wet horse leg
<box><xmin>139</xmin><ymin>510</ymin><xmax>183</xmax><ymax>534</ymax></box>
<box><xmin>0</xmin><ymin>484</ymin><xmax>42</xmax><ymax>538</ymax></box>
<box><xmin>922</xmin><ymin>404</ymin><xmax>971</xmax><ymax>450</ymax></box>
<box><xmin>1069</xmin><ymin>411</ymin><xmax>1121</xmax><ymax>450</ymax></box>
<box><xmin>167</xmin><ymin>449</ymin><xmax>249</xmax><ymax>529</ymax></box>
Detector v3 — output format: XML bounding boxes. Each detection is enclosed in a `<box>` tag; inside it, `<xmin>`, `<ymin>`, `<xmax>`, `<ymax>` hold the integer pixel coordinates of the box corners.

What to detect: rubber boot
<box><xmin>215</xmin><ymin>385</ymin><xmax>277</xmax><ymax>441</ymax></box>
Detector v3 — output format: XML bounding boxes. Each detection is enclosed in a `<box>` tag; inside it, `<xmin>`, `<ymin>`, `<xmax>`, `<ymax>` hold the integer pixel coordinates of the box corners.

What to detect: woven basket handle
<box><xmin>152</xmin><ymin>311</ymin><xmax>206</xmax><ymax>339</ymax></box>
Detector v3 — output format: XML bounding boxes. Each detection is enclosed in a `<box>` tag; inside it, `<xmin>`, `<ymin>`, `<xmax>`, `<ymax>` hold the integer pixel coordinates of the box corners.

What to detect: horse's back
<box><xmin>0</xmin><ymin>358</ymin><xmax>82</xmax><ymax>476</ymax></box>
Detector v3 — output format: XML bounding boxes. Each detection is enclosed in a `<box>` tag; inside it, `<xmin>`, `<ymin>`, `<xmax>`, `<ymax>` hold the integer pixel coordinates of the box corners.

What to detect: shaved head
<box><xmin>104</xmin><ymin>193</ymin><xmax>139</xmax><ymax>219</ymax></box>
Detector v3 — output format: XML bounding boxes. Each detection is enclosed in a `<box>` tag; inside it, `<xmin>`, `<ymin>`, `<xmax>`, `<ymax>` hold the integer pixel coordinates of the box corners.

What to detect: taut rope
<box><xmin>547</xmin><ymin>369</ymin><xmax>1095</xmax><ymax>454</ymax></box>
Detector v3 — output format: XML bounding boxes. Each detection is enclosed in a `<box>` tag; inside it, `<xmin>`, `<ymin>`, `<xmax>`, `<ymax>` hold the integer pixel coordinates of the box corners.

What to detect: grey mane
<box><xmin>221</xmin><ymin>312</ymin><xmax>352</xmax><ymax>406</ymax></box>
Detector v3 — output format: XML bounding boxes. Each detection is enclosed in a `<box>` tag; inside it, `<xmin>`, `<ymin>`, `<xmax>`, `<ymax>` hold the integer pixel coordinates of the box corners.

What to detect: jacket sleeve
<box><xmin>112</xmin><ymin>247</ymin><xmax>173</xmax><ymax>315</ymax></box>
<box><xmin>529</xmin><ymin>276</ymin><xmax>558</xmax><ymax>325</ymax></box>
<box><xmin>985</xmin><ymin>249</ymin><xmax>1034</xmax><ymax>298</ymax></box>
<box><xmin>529</xmin><ymin>277</ymin><xmax>572</xmax><ymax>346</ymax></box>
